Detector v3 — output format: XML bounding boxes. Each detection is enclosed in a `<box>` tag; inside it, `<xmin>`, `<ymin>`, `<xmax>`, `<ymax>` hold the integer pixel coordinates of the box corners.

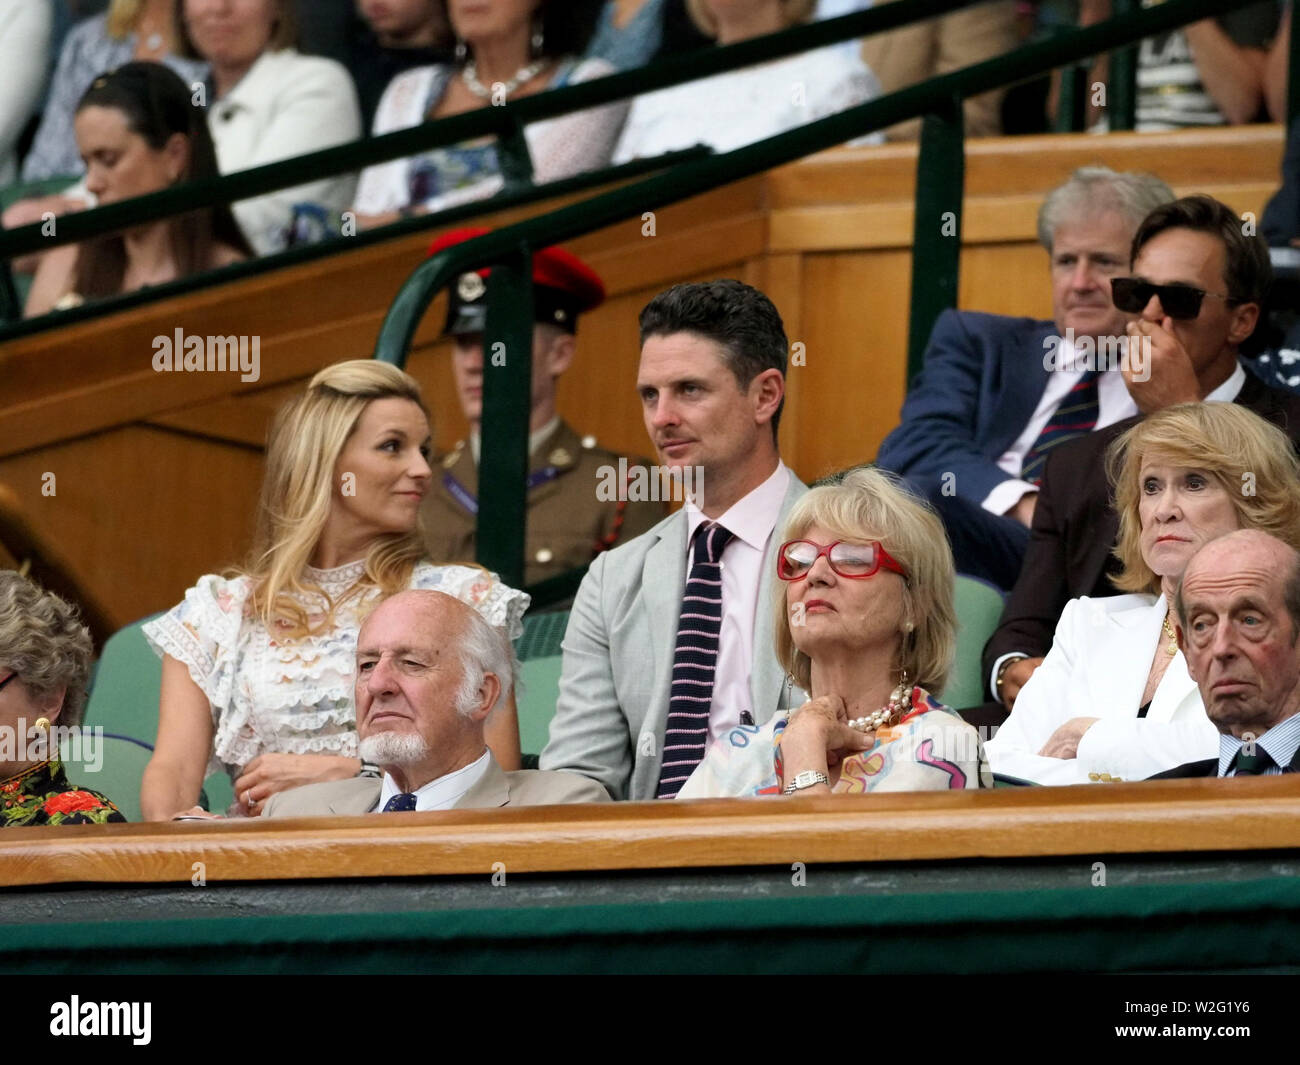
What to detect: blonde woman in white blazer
<box><xmin>178</xmin><ymin>0</ymin><xmax>362</xmax><ymax>255</ymax></box>
<box><xmin>986</xmin><ymin>403</ymin><xmax>1300</xmax><ymax>785</ymax></box>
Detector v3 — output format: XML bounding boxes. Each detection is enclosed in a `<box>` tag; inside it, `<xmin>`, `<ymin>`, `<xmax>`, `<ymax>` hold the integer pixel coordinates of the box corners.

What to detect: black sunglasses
<box><xmin>1111</xmin><ymin>277</ymin><xmax>1238</xmax><ymax>320</ymax></box>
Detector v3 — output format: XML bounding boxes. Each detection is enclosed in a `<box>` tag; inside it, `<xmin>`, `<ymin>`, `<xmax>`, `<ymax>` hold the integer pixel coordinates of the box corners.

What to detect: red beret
<box><xmin>428</xmin><ymin>227</ymin><xmax>606</xmax><ymax>334</ymax></box>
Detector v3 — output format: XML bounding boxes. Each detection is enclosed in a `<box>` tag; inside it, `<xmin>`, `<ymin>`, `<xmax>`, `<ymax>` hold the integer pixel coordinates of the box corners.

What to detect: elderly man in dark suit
<box><xmin>986</xmin><ymin>195</ymin><xmax>1300</xmax><ymax>715</ymax></box>
<box><xmin>876</xmin><ymin>167</ymin><xmax>1173</xmax><ymax>590</ymax></box>
<box><xmin>1152</xmin><ymin>530</ymin><xmax>1300</xmax><ymax>778</ymax></box>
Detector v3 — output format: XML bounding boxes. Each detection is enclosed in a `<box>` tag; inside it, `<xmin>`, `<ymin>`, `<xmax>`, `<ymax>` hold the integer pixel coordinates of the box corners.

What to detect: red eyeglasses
<box><xmin>777</xmin><ymin>539</ymin><xmax>907</xmax><ymax>581</ymax></box>
<box><xmin>0</xmin><ymin>672</ymin><xmax>16</xmax><ymax>692</ymax></box>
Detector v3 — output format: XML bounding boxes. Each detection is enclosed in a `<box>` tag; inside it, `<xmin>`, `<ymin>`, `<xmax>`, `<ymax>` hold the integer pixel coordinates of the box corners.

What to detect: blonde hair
<box><xmin>772</xmin><ymin>466</ymin><xmax>957</xmax><ymax>694</ymax></box>
<box><xmin>686</xmin><ymin>0</ymin><xmax>817</xmax><ymax>38</ymax></box>
<box><xmin>107</xmin><ymin>0</ymin><xmax>145</xmax><ymax>40</ymax></box>
<box><xmin>1109</xmin><ymin>403</ymin><xmax>1300</xmax><ymax>594</ymax></box>
<box><xmin>242</xmin><ymin>360</ymin><xmax>431</xmax><ymax>638</ymax></box>
<box><xmin>0</xmin><ymin>572</ymin><xmax>94</xmax><ymax>728</ymax></box>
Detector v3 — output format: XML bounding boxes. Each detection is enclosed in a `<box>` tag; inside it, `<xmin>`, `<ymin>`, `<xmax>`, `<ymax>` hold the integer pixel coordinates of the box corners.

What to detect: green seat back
<box><xmin>940</xmin><ymin>574</ymin><xmax>1007</xmax><ymax>711</ymax></box>
<box><xmin>84</xmin><ymin>614</ymin><xmax>234</xmax><ymax>814</ymax></box>
<box><xmin>60</xmin><ymin>735</ymin><xmax>153</xmax><ymax>822</ymax></box>
<box><xmin>514</xmin><ymin>610</ymin><xmax>569</xmax><ymax>758</ymax></box>
<box><xmin>84</xmin><ymin>614</ymin><xmax>163</xmax><ymax>745</ymax></box>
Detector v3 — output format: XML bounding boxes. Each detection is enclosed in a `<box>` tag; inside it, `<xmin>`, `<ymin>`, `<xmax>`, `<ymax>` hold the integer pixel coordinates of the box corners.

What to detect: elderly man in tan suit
<box><xmin>263</xmin><ymin>590</ymin><xmax>608</xmax><ymax>816</ymax></box>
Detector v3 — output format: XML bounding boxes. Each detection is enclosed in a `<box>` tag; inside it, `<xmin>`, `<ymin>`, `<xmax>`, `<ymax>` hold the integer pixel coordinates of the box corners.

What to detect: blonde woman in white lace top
<box><xmin>140</xmin><ymin>361</ymin><xmax>528</xmax><ymax>820</ymax></box>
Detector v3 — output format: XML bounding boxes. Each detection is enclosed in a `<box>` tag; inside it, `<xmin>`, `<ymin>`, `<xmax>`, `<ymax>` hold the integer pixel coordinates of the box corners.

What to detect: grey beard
<box><xmin>359</xmin><ymin>731</ymin><xmax>429</xmax><ymax>767</ymax></box>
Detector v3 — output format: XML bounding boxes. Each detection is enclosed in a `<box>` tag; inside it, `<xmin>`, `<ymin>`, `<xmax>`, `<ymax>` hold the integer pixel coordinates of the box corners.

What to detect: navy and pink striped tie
<box><xmin>656</xmin><ymin>520</ymin><xmax>735</xmax><ymax>798</ymax></box>
<box><xmin>1019</xmin><ymin>368</ymin><xmax>1102</xmax><ymax>484</ymax></box>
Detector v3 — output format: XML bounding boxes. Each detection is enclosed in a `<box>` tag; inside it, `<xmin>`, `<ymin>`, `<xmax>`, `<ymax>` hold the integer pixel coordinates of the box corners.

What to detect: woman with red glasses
<box><xmin>676</xmin><ymin>466</ymin><xmax>989</xmax><ymax>799</ymax></box>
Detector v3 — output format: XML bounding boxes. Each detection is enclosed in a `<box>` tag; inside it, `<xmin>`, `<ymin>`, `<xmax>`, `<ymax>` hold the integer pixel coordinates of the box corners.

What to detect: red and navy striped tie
<box><xmin>656</xmin><ymin>520</ymin><xmax>736</xmax><ymax>798</ymax></box>
<box><xmin>1020</xmin><ymin>368</ymin><xmax>1103</xmax><ymax>485</ymax></box>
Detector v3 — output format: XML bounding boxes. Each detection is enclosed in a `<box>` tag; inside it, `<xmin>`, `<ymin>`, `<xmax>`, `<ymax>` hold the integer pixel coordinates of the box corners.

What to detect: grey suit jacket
<box><xmin>540</xmin><ymin>470</ymin><xmax>809</xmax><ymax>801</ymax></box>
<box><xmin>260</xmin><ymin>754</ymin><xmax>609</xmax><ymax>817</ymax></box>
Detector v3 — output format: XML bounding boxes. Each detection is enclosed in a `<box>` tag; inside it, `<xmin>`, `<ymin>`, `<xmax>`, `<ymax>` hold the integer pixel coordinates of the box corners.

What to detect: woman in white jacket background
<box><xmin>178</xmin><ymin>0</ymin><xmax>361</xmax><ymax>255</ymax></box>
<box><xmin>986</xmin><ymin>403</ymin><xmax>1300</xmax><ymax>785</ymax></box>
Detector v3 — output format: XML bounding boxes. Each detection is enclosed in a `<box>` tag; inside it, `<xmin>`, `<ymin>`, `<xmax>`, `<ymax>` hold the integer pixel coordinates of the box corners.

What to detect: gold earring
<box><xmin>34</xmin><ymin>717</ymin><xmax>50</xmax><ymax>732</ymax></box>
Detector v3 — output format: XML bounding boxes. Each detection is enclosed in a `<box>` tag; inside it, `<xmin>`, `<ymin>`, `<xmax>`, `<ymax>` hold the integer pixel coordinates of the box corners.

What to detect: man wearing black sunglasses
<box><xmin>986</xmin><ymin>194</ymin><xmax>1300</xmax><ymax>714</ymax></box>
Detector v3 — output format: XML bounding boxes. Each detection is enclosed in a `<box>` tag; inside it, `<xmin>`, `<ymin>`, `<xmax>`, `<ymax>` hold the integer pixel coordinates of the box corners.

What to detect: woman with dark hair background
<box><xmin>25</xmin><ymin>61</ymin><xmax>251</xmax><ymax>317</ymax></box>
<box><xmin>353</xmin><ymin>0</ymin><xmax>623</xmax><ymax>227</ymax></box>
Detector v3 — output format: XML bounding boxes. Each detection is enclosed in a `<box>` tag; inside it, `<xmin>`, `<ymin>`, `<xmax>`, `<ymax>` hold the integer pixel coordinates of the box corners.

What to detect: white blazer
<box><xmin>985</xmin><ymin>594</ymin><xmax>1220</xmax><ymax>785</ymax></box>
<box><xmin>209</xmin><ymin>48</ymin><xmax>362</xmax><ymax>255</ymax></box>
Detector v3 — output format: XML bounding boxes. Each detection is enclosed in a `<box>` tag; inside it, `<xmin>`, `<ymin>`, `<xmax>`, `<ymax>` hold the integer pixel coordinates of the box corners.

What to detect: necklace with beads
<box><xmin>1161</xmin><ymin>612</ymin><xmax>1178</xmax><ymax>657</ymax></box>
<box><xmin>462</xmin><ymin>58</ymin><xmax>549</xmax><ymax>101</ymax></box>
<box><xmin>848</xmin><ymin>678</ymin><xmax>912</xmax><ymax>732</ymax></box>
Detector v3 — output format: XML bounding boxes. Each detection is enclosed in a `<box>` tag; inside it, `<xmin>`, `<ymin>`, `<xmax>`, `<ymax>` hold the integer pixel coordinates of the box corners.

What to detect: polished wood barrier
<box><xmin>0</xmin><ymin>126</ymin><xmax>1282</xmax><ymax>626</ymax></box>
<box><xmin>3</xmin><ymin>776</ymin><xmax>1299</xmax><ymax>888</ymax></box>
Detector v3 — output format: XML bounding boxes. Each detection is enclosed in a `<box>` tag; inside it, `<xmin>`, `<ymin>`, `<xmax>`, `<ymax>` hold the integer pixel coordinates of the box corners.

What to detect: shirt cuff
<box><xmin>983</xmin><ymin>478</ymin><xmax>1038</xmax><ymax>518</ymax></box>
<box><xmin>990</xmin><ymin>652</ymin><xmax>1029</xmax><ymax>707</ymax></box>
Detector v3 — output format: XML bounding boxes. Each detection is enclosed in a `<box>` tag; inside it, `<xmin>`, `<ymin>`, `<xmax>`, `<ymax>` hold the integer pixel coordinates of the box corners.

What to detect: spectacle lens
<box><xmin>1111</xmin><ymin>277</ymin><xmax>1210</xmax><ymax>320</ymax></box>
<box><xmin>778</xmin><ymin>540</ymin><xmax>894</xmax><ymax>580</ymax></box>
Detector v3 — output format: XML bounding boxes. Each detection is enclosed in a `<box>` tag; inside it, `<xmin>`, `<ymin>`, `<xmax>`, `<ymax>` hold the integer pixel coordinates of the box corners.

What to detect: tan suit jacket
<box><xmin>261</xmin><ymin>754</ymin><xmax>609</xmax><ymax>817</ymax></box>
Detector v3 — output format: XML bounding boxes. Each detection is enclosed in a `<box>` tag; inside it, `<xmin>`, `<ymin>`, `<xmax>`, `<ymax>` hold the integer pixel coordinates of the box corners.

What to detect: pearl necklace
<box><xmin>848</xmin><ymin>680</ymin><xmax>911</xmax><ymax>732</ymax></box>
<box><xmin>462</xmin><ymin>59</ymin><xmax>548</xmax><ymax>101</ymax></box>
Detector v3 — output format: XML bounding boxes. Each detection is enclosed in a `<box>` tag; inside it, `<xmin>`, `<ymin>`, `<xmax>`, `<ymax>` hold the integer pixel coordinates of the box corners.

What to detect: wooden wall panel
<box><xmin>0</xmin><ymin>426</ymin><xmax>263</xmax><ymax>624</ymax></box>
<box><xmin>797</xmin><ymin>250</ymin><xmax>912</xmax><ymax>478</ymax></box>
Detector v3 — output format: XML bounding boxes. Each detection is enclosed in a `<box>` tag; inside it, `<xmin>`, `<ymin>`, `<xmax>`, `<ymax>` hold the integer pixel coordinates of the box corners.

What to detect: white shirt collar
<box><xmin>683</xmin><ymin>461</ymin><xmax>790</xmax><ymax>552</ymax></box>
<box><xmin>1204</xmin><ymin>362</ymin><xmax>1247</xmax><ymax>404</ymax></box>
<box><xmin>376</xmin><ymin>749</ymin><xmax>491</xmax><ymax>812</ymax></box>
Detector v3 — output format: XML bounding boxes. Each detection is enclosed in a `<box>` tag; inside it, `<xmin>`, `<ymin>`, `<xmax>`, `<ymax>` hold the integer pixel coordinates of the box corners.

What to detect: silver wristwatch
<box><xmin>783</xmin><ymin>770</ymin><xmax>830</xmax><ymax>795</ymax></box>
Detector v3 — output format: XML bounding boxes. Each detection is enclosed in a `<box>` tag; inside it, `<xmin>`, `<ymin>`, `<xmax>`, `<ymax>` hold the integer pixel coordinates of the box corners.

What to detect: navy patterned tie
<box><xmin>656</xmin><ymin>520</ymin><xmax>736</xmax><ymax>798</ymax></box>
<box><xmin>1020</xmin><ymin>369</ymin><xmax>1103</xmax><ymax>484</ymax></box>
<box><xmin>383</xmin><ymin>792</ymin><xmax>418</xmax><ymax>811</ymax></box>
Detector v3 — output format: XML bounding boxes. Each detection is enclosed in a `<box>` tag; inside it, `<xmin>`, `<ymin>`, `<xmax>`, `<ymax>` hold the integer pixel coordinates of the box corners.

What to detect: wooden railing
<box><xmin>5</xmin><ymin>775</ymin><xmax>1300</xmax><ymax>888</ymax></box>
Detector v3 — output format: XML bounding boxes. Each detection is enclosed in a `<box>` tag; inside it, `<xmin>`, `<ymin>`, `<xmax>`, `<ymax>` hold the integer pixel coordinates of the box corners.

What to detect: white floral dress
<box><xmin>143</xmin><ymin>561</ymin><xmax>528</xmax><ymax>781</ymax></box>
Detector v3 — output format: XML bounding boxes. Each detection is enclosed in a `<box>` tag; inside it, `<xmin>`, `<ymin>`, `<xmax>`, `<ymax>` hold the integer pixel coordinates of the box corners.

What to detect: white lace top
<box><xmin>143</xmin><ymin>561</ymin><xmax>529</xmax><ymax>781</ymax></box>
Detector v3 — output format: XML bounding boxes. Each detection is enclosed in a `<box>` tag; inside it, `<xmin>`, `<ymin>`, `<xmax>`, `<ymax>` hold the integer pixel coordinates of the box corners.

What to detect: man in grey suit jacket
<box><xmin>541</xmin><ymin>280</ymin><xmax>809</xmax><ymax>801</ymax></box>
<box><xmin>263</xmin><ymin>590</ymin><xmax>608</xmax><ymax>817</ymax></box>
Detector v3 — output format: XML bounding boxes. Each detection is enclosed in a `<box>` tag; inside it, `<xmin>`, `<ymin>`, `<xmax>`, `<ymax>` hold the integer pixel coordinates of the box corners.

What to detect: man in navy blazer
<box><xmin>877</xmin><ymin>167</ymin><xmax>1174</xmax><ymax>589</ymax></box>
<box><xmin>1151</xmin><ymin>531</ymin><xmax>1300</xmax><ymax>779</ymax></box>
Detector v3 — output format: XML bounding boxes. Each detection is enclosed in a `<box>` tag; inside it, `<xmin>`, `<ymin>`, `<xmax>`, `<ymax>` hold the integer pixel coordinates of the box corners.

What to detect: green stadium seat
<box><xmin>940</xmin><ymin>574</ymin><xmax>1007</xmax><ymax>712</ymax></box>
<box><xmin>60</xmin><ymin>734</ymin><xmax>153</xmax><ymax>822</ymax></box>
<box><xmin>83</xmin><ymin>613</ymin><xmax>163</xmax><ymax>745</ymax></box>
<box><xmin>514</xmin><ymin>610</ymin><xmax>569</xmax><ymax>762</ymax></box>
<box><xmin>83</xmin><ymin>613</ymin><xmax>233</xmax><ymax>814</ymax></box>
